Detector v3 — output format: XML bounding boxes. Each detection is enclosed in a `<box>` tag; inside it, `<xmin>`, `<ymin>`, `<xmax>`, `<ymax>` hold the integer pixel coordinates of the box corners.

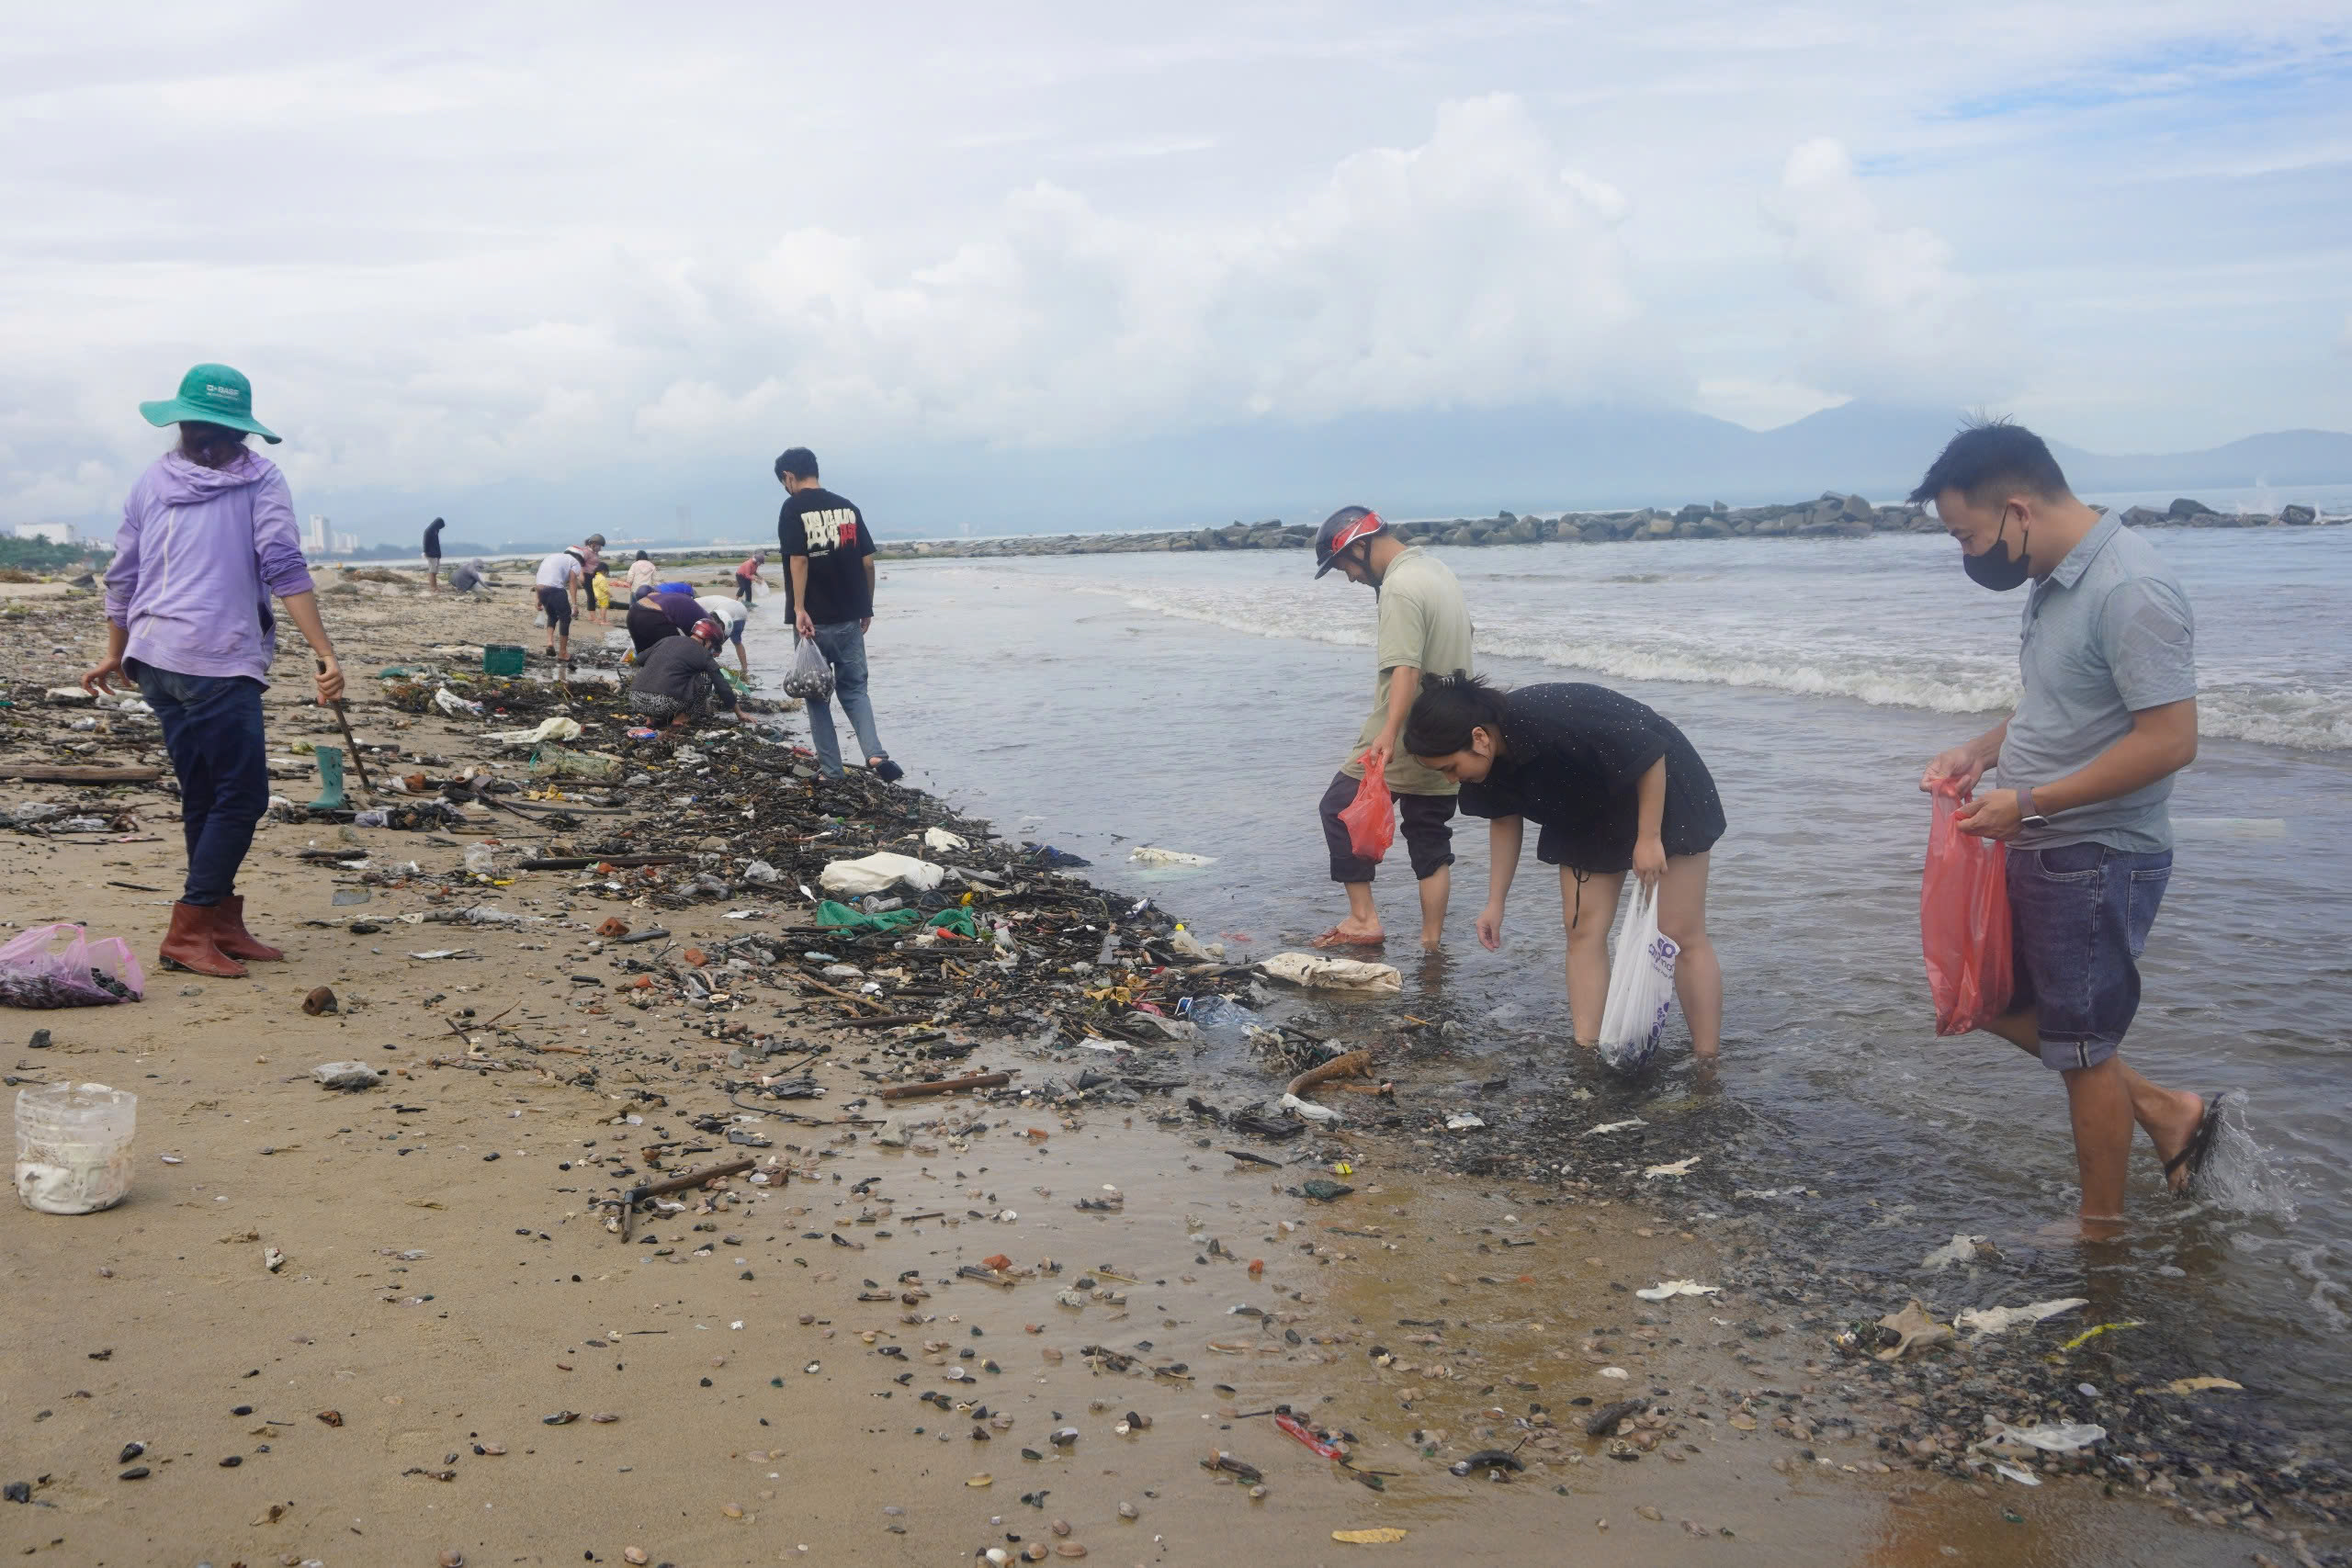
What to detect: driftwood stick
<box><xmin>876</xmin><ymin>1071</ymin><xmax>1012</xmax><ymax>1101</ymax></box>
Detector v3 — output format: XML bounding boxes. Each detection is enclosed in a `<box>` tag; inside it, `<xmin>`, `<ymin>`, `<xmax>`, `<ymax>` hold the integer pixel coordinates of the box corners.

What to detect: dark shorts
<box><xmin>1317</xmin><ymin>770</ymin><xmax>1456</xmax><ymax>884</ymax></box>
<box><xmin>537</xmin><ymin>585</ymin><xmax>573</xmax><ymax>635</ymax></box>
<box><xmin>2007</xmin><ymin>842</ymin><xmax>2172</xmax><ymax>1072</ymax></box>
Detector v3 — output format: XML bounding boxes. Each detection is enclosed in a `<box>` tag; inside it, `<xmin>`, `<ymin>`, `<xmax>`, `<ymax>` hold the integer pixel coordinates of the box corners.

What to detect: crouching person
<box><xmin>628</xmin><ymin>619</ymin><xmax>743</xmax><ymax>729</ymax></box>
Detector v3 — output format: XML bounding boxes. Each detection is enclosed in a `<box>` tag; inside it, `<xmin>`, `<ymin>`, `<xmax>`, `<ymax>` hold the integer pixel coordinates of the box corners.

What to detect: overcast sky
<box><xmin>4</xmin><ymin>1</ymin><xmax>2347</xmax><ymax>527</ymax></box>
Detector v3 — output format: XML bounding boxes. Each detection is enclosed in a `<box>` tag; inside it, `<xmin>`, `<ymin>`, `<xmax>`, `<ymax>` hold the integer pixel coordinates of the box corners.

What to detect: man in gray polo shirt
<box><xmin>1915</xmin><ymin>420</ymin><xmax>2218</xmax><ymax>1235</ymax></box>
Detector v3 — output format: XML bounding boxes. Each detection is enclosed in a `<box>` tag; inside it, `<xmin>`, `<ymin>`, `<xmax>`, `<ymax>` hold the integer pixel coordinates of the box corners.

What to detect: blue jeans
<box><xmin>801</xmin><ymin>621</ymin><xmax>886</xmax><ymax>778</ymax></box>
<box><xmin>2006</xmin><ymin>841</ymin><xmax>2173</xmax><ymax>1071</ymax></box>
<box><xmin>130</xmin><ymin>661</ymin><xmax>270</xmax><ymax>907</ymax></box>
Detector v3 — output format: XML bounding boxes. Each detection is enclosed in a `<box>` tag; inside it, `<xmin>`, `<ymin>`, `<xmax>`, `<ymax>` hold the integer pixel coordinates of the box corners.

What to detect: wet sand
<box><xmin>0</xmin><ymin>570</ymin><xmax>2280</xmax><ymax>1565</ymax></box>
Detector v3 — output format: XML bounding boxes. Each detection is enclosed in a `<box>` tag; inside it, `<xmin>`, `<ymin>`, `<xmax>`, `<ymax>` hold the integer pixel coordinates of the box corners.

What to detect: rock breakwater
<box><xmin>880</xmin><ymin>491</ymin><xmax>2346</xmax><ymax>560</ymax></box>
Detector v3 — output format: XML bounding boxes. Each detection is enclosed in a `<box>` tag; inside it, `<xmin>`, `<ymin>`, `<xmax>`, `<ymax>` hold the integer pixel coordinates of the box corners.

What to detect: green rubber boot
<box><xmin>308</xmin><ymin>745</ymin><xmax>346</xmax><ymax>811</ymax></box>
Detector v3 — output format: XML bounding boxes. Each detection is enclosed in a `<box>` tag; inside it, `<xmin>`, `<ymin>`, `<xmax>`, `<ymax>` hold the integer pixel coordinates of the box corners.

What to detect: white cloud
<box><xmin>1764</xmin><ymin>138</ymin><xmax>2026</xmax><ymax>404</ymax></box>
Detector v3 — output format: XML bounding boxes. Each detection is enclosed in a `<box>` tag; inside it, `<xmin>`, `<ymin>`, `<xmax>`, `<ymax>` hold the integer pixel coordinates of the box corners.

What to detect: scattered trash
<box><xmin>922</xmin><ymin>827</ymin><xmax>969</xmax><ymax>852</ymax></box>
<box><xmin>1953</xmin><ymin>1298</ymin><xmax>2087</xmax><ymax>1340</ymax></box>
<box><xmin>486</xmin><ymin>716</ymin><xmax>583</xmax><ymax>746</ymax></box>
<box><xmin>2165</xmin><ymin>1376</ymin><xmax>2243</xmax><ymax>1395</ymax></box>
<box><xmin>1261</xmin><ymin>952</ymin><xmax>1402</xmax><ymax>994</ymax></box>
<box><xmin>1921</xmin><ymin>1233</ymin><xmax>1997</xmax><ymax>1269</ymax></box>
<box><xmin>1985</xmin><ymin>1421</ymin><xmax>2105</xmax><ymax>1454</ymax></box>
<box><xmin>1874</xmin><ymin>1300</ymin><xmax>1954</xmax><ymax>1361</ymax></box>
<box><xmin>1128</xmin><ymin>846</ymin><xmax>1216</xmax><ymax>867</ymax></box>
<box><xmin>1443</xmin><ymin>1112</ymin><xmax>1486</xmax><ymax>1132</ymax></box>
<box><xmin>311</xmin><ymin>1062</ymin><xmax>381</xmax><ymax>1092</ymax></box>
<box><xmin>1642</xmin><ymin>1156</ymin><xmax>1699</xmax><ymax>1179</ymax></box>
<box><xmin>1331</xmin><ymin>1528</ymin><xmax>1408</xmax><ymax>1544</ymax></box>
<box><xmin>14</xmin><ymin>1081</ymin><xmax>136</xmax><ymax>1214</ymax></box>
<box><xmin>1589</xmin><ymin>1118</ymin><xmax>1646</xmax><ymax>1134</ymax></box>
<box><xmin>1991</xmin><ymin>1462</ymin><xmax>2041</xmax><ymax>1487</ymax></box>
<box><xmin>820</xmin><ymin>852</ymin><xmax>944</xmax><ymax>896</ymax></box>
<box><xmin>263</xmin><ymin>1245</ymin><xmax>286</xmax><ymax>1273</ymax></box>
<box><xmin>1634</xmin><ymin>1280</ymin><xmax>1721</xmax><ymax>1301</ymax></box>
<box><xmin>0</xmin><ymin>924</ymin><xmax>144</xmax><ymax>1009</ymax></box>
<box><xmin>1583</xmin><ymin>1398</ymin><xmax>1646</xmax><ymax>1436</ymax></box>
<box><xmin>1278</xmin><ymin>1093</ymin><xmax>1343</xmax><ymax>1124</ymax></box>
<box><xmin>1449</xmin><ymin>1449</ymin><xmax>1523</xmax><ymax>1476</ymax></box>
<box><xmin>2057</xmin><ymin>1320</ymin><xmax>2143</xmax><ymax>1352</ymax></box>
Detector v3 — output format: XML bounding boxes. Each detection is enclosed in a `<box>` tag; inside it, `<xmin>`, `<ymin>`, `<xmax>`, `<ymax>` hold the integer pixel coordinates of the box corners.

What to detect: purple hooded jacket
<box><xmin>105</xmin><ymin>450</ymin><xmax>316</xmax><ymax>686</ymax></box>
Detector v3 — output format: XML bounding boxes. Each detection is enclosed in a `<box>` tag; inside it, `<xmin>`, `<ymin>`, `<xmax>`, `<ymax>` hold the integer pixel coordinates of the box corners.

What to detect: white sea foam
<box><xmin>1080</xmin><ymin>584</ymin><xmax>2352</xmax><ymax>750</ymax></box>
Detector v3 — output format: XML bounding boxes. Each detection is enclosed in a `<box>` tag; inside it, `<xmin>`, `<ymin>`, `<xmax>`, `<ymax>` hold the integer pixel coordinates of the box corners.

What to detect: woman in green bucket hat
<box><xmin>82</xmin><ymin>363</ymin><xmax>347</xmax><ymax>978</ymax></box>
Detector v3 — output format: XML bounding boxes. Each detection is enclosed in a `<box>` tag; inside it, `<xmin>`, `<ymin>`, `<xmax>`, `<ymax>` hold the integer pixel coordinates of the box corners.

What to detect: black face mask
<box><xmin>1963</xmin><ymin>512</ymin><xmax>2031</xmax><ymax>592</ymax></box>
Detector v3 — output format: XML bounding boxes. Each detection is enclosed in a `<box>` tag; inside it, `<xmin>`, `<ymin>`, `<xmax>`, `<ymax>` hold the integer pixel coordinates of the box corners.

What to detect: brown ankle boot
<box><xmin>160</xmin><ymin>901</ymin><xmax>245</xmax><ymax>978</ymax></box>
<box><xmin>210</xmin><ymin>895</ymin><xmax>284</xmax><ymax>962</ymax></box>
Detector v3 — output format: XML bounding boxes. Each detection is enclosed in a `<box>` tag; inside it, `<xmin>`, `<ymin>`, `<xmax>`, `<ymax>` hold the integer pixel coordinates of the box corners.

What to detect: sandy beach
<box><xmin>0</xmin><ymin>567</ymin><xmax>2300</xmax><ymax>1567</ymax></box>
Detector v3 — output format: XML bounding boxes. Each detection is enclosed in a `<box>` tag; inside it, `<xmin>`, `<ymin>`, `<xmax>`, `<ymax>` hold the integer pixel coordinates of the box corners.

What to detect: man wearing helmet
<box><xmin>627</xmin><ymin>616</ymin><xmax>743</xmax><ymax>728</ymax></box>
<box><xmin>1312</xmin><ymin>505</ymin><xmax>1475</xmax><ymax>952</ymax></box>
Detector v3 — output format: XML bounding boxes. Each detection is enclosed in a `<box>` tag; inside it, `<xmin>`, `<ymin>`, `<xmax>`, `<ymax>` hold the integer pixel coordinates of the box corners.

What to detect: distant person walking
<box><xmin>423</xmin><ymin>515</ymin><xmax>446</xmax><ymax>591</ymax></box>
<box><xmin>1310</xmin><ymin>506</ymin><xmax>1473</xmax><ymax>952</ymax></box>
<box><xmin>1916</xmin><ymin>419</ymin><xmax>2218</xmax><ymax>1234</ymax></box>
<box><xmin>776</xmin><ymin>446</ymin><xmax>901</xmax><ymax>782</ymax></box>
<box><xmin>567</xmin><ymin>534</ymin><xmax>605</xmax><ymax>615</ymax></box>
<box><xmin>627</xmin><ymin>549</ymin><xmax>658</xmax><ymax>604</ymax></box>
<box><xmin>534</xmin><ymin>547</ymin><xmax>581</xmax><ymax>665</ymax></box>
<box><xmin>736</xmin><ymin>552</ymin><xmax>767</xmax><ymax>606</ymax></box>
<box><xmin>81</xmin><ymin>363</ymin><xmax>346</xmax><ymax>979</ymax></box>
<box><xmin>1406</xmin><ymin>674</ymin><xmax>1726</xmax><ymax>1059</ymax></box>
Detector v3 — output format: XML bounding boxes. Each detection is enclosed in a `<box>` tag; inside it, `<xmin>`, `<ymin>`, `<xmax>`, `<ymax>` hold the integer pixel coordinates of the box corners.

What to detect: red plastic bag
<box><xmin>1338</xmin><ymin>750</ymin><xmax>1396</xmax><ymax>862</ymax></box>
<box><xmin>1920</xmin><ymin>785</ymin><xmax>2013</xmax><ymax>1036</ymax></box>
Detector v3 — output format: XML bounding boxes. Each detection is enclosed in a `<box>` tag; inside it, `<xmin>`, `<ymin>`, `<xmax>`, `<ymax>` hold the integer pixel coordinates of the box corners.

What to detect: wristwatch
<box><xmin>2018</xmin><ymin>785</ymin><xmax>2051</xmax><ymax>831</ymax></box>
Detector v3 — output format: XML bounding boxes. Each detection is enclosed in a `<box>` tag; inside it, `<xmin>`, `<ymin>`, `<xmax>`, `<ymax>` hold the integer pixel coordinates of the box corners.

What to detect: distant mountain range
<box><xmin>282</xmin><ymin>400</ymin><xmax>2352</xmax><ymax>547</ymax></box>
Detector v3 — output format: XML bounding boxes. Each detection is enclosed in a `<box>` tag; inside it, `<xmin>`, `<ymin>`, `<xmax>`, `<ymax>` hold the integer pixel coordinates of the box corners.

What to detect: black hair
<box><xmin>634</xmin><ymin>549</ymin><xmax>649</xmax><ymax>560</ymax></box>
<box><xmin>1404</xmin><ymin>671</ymin><xmax>1508</xmax><ymax>757</ymax></box>
<box><xmin>1907</xmin><ymin>416</ymin><xmax>2072</xmax><ymax>507</ymax></box>
<box><xmin>775</xmin><ymin>446</ymin><xmax>820</xmax><ymax>481</ymax></box>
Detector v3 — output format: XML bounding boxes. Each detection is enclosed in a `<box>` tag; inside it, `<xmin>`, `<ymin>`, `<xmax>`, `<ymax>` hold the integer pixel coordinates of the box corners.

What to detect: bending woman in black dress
<box><xmin>1405</xmin><ymin>673</ymin><xmax>1726</xmax><ymax>1059</ymax></box>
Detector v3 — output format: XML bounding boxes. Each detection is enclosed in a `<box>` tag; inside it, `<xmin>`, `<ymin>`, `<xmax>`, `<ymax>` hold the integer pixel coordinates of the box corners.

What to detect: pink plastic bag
<box><xmin>1339</xmin><ymin>751</ymin><xmax>1396</xmax><ymax>862</ymax></box>
<box><xmin>1920</xmin><ymin>787</ymin><xmax>2012</xmax><ymax>1036</ymax></box>
<box><xmin>0</xmin><ymin>923</ymin><xmax>146</xmax><ymax>1010</ymax></box>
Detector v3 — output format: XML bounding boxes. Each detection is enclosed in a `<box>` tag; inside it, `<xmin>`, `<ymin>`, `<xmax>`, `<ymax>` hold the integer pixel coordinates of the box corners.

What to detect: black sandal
<box><xmin>871</xmin><ymin>759</ymin><xmax>904</xmax><ymax>784</ymax></box>
<box><xmin>2163</xmin><ymin>1094</ymin><xmax>2224</xmax><ymax>1193</ymax></box>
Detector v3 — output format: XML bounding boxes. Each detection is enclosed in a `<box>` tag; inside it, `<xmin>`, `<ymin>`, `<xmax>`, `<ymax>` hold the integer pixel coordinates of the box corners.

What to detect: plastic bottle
<box><xmin>15</xmin><ymin>1082</ymin><xmax>137</xmax><ymax>1214</ymax></box>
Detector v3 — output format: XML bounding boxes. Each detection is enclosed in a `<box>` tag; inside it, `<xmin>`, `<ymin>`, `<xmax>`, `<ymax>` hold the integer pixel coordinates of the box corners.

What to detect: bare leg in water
<box><xmin>1982</xmin><ymin>1009</ymin><xmax>2208</xmax><ymax>1232</ymax></box>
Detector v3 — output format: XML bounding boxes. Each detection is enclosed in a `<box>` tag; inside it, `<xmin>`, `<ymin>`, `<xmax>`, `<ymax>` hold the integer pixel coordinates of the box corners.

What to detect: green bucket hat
<box><xmin>139</xmin><ymin>362</ymin><xmax>280</xmax><ymax>443</ymax></box>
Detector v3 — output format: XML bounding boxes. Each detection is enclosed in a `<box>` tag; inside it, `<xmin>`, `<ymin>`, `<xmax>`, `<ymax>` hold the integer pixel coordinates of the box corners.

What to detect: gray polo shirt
<box><xmin>1994</xmin><ymin>513</ymin><xmax>2197</xmax><ymax>853</ymax></box>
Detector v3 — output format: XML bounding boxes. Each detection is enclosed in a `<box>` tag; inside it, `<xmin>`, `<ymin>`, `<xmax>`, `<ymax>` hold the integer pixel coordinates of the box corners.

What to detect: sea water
<box><xmin>750</xmin><ymin>516</ymin><xmax>2352</xmax><ymax>1434</ymax></box>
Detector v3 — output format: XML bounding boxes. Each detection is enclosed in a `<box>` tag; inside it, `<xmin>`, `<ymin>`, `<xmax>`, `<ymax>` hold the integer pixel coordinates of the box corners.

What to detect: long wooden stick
<box><xmin>876</xmin><ymin>1071</ymin><xmax>1011</xmax><ymax>1100</ymax></box>
<box><xmin>318</xmin><ymin>659</ymin><xmax>375</xmax><ymax>792</ymax></box>
<box><xmin>794</xmin><ymin>973</ymin><xmax>893</xmax><ymax>1014</ymax></box>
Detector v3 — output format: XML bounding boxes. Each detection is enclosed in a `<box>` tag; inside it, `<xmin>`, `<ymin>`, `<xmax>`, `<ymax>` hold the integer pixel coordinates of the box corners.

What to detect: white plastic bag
<box><xmin>820</xmin><ymin>852</ymin><xmax>943</xmax><ymax>896</ymax></box>
<box><xmin>783</xmin><ymin>636</ymin><xmax>835</xmax><ymax>702</ymax></box>
<box><xmin>1596</xmin><ymin>884</ymin><xmax>1678</xmax><ymax>1073</ymax></box>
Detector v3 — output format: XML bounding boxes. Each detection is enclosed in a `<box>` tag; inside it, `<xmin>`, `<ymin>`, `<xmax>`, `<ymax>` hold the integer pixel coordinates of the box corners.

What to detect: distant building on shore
<box><xmin>303</xmin><ymin>514</ymin><xmax>329</xmax><ymax>552</ymax></box>
<box><xmin>13</xmin><ymin>521</ymin><xmax>77</xmax><ymax>546</ymax></box>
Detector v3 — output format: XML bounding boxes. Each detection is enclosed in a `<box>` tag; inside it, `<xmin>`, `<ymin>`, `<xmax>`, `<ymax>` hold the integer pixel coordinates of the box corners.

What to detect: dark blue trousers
<box><xmin>130</xmin><ymin>661</ymin><xmax>269</xmax><ymax>907</ymax></box>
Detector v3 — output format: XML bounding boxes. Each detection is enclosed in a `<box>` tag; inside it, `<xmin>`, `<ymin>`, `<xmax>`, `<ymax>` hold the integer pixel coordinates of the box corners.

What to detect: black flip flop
<box><xmin>2163</xmin><ymin>1093</ymin><xmax>2224</xmax><ymax>1193</ymax></box>
<box><xmin>871</xmin><ymin>759</ymin><xmax>904</xmax><ymax>784</ymax></box>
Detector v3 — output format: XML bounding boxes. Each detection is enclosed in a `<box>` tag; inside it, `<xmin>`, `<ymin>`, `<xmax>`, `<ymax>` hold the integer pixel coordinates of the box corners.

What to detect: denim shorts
<box><xmin>2006</xmin><ymin>841</ymin><xmax>2172</xmax><ymax>1071</ymax></box>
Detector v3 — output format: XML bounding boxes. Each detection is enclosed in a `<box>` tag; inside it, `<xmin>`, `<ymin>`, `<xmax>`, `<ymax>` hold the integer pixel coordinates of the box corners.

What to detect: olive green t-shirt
<box><xmin>1338</xmin><ymin>546</ymin><xmax>1475</xmax><ymax>796</ymax></box>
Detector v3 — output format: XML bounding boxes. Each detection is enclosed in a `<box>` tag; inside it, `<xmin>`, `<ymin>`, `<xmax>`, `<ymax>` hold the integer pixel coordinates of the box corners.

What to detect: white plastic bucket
<box><xmin>15</xmin><ymin>1082</ymin><xmax>137</xmax><ymax>1214</ymax></box>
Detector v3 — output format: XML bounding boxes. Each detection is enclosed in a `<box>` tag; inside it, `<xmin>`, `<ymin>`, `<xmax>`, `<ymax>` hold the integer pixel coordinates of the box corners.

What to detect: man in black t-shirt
<box><xmin>775</xmin><ymin>446</ymin><xmax>901</xmax><ymax>783</ymax></box>
<box><xmin>423</xmin><ymin>516</ymin><xmax>446</xmax><ymax>591</ymax></box>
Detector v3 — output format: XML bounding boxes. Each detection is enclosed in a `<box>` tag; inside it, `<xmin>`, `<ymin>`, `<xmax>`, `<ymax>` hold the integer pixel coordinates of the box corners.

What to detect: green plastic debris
<box><xmin>1299</xmin><ymin>1179</ymin><xmax>1354</xmax><ymax>1202</ymax></box>
<box><xmin>814</xmin><ymin>901</ymin><xmax>980</xmax><ymax>938</ymax></box>
<box><xmin>527</xmin><ymin>742</ymin><xmax>622</xmax><ymax>781</ymax></box>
